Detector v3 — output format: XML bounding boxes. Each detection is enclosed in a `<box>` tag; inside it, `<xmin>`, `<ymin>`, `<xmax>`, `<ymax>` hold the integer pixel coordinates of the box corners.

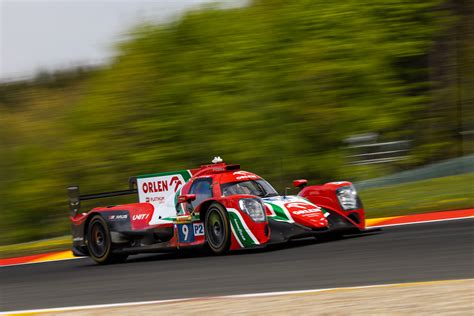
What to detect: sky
<box><xmin>0</xmin><ymin>0</ymin><xmax>236</xmax><ymax>81</ymax></box>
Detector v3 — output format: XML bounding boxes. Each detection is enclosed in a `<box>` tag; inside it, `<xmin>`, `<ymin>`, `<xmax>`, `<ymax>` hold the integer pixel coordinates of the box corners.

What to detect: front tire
<box><xmin>86</xmin><ymin>215</ymin><xmax>128</xmax><ymax>264</ymax></box>
<box><xmin>205</xmin><ymin>203</ymin><xmax>231</xmax><ymax>255</ymax></box>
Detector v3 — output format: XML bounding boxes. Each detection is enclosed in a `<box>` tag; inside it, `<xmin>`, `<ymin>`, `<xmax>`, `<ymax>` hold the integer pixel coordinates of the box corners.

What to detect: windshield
<box><xmin>221</xmin><ymin>179</ymin><xmax>278</xmax><ymax>197</ymax></box>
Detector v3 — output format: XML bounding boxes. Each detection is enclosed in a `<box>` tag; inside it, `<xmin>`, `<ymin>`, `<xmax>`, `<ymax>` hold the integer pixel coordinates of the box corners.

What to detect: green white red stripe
<box><xmin>227</xmin><ymin>208</ymin><xmax>259</xmax><ymax>248</ymax></box>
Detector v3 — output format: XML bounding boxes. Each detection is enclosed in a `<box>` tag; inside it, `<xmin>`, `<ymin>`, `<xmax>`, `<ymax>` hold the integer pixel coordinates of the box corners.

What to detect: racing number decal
<box><xmin>182</xmin><ymin>224</ymin><xmax>190</xmax><ymax>240</ymax></box>
<box><xmin>193</xmin><ymin>223</ymin><xmax>204</xmax><ymax>236</ymax></box>
<box><xmin>178</xmin><ymin>224</ymin><xmax>195</xmax><ymax>243</ymax></box>
<box><xmin>178</xmin><ymin>223</ymin><xmax>204</xmax><ymax>243</ymax></box>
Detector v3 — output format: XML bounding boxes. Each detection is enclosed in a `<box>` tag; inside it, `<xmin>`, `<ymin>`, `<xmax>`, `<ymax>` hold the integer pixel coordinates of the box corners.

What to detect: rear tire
<box><xmin>86</xmin><ymin>215</ymin><xmax>128</xmax><ymax>264</ymax></box>
<box><xmin>205</xmin><ymin>203</ymin><xmax>231</xmax><ymax>255</ymax></box>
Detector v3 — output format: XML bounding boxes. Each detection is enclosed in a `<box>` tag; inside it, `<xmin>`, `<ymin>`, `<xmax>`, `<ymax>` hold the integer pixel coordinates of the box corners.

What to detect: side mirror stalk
<box><xmin>178</xmin><ymin>194</ymin><xmax>196</xmax><ymax>204</ymax></box>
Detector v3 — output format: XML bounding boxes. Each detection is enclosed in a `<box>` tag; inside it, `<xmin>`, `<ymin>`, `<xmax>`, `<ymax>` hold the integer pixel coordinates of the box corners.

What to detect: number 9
<box><xmin>182</xmin><ymin>224</ymin><xmax>189</xmax><ymax>240</ymax></box>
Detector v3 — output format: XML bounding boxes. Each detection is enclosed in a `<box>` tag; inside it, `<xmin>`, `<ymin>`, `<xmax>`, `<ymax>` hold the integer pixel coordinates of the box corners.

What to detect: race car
<box><xmin>68</xmin><ymin>157</ymin><xmax>367</xmax><ymax>264</ymax></box>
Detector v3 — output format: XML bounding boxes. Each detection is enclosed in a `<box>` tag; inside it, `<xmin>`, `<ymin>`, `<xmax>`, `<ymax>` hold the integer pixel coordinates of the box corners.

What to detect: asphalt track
<box><xmin>1</xmin><ymin>219</ymin><xmax>473</xmax><ymax>312</ymax></box>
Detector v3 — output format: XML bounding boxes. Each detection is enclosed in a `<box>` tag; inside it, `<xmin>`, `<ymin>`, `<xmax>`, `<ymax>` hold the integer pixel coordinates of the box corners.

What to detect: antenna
<box><xmin>284</xmin><ymin>187</ymin><xmax>291</xmax><ymax>198</ymax></box>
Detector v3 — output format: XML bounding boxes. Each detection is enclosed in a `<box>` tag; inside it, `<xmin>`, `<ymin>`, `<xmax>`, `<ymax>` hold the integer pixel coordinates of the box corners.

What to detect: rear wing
<box><xmin>68</xmin><ymin>169</ymin><xmax>193</xmax><ymax>219</ymax></box>
<box><xmin>67</xmin><ymin>177</ymin><xmax>137</xmax><ymax>215</ymax></box>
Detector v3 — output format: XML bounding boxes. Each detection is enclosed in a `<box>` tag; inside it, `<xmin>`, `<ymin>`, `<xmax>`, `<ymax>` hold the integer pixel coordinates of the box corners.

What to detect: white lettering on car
<box><xmin>292</xmin><ymin>209</ymin><xmax>321</xmax><ymax>215</ymax></box>
<box><xmin>193</xmin><ymin>223</ymin><xmax>204</xmax><ymax>236</ymax></box>
<box><xmin>286</xmin><ymin>202</ymin><xmax>313</xmax><ymax>209</ymax></box>
<box><xmin>132</xmin><ymin>214</ymin><xmax>150</xmax><ymax>221</ymax></box>
<box><xmin>109</xmin><ymin>214</ymin><xmax>128</xmax><ymax>220</ymax></box>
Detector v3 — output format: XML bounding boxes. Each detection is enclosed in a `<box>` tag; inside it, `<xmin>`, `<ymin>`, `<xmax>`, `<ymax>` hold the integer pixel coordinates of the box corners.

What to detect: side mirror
<box><xmin>293</xmin><ymin>179</ymin><xmax>308</xmax><ymax>189</ymax></box>
<box><xmin>178</xmin><ymin>194</ymin><xmax>196</xmax><ymax>204</ymax></box>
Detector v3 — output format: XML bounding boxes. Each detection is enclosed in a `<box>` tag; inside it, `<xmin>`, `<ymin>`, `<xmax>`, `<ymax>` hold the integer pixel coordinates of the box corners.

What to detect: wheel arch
<box><xmin>83</xmin><ymin>212</ymin><xmax>102</xmax><ymax>243</ymax></box>
<box><xmin>83</xmin><ymin>211</ymin><xmax>129</xmax><ymax>264</ymax></box>
<box><xmin>198</xmin><ymin>199</ymin><xmax>227</xmax><ymax>222</ymax></box>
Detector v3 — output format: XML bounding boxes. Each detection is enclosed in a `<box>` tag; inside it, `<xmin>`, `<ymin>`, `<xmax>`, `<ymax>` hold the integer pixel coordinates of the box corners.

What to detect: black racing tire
<box><xmin>204</xmin><ymin>203</ymin><xmax>231</xmax><ymax>255</ymax></box>
<box><xmin>86</xmin><ymin>215</ymin><xmax>128</xmax><ymax>264</ymax></box>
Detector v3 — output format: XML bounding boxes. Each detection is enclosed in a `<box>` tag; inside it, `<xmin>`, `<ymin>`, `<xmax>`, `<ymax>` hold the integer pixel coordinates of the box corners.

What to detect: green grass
<box><xmin>360</xmin><ymin>173</ymin><xmax>474</xmax><ymax>219</ymax></box>
<box><xmin>1</xmin><ymin>173</ymin><xmax>472</xmax><ymax>259</ymax></box>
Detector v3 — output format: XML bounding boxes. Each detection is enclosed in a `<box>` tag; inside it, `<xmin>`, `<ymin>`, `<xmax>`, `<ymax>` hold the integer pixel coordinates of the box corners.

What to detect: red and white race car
<box><xmin>69</xmin><ymin>158</ymin><xmax>367</xmax><ymax>264</ymax></box>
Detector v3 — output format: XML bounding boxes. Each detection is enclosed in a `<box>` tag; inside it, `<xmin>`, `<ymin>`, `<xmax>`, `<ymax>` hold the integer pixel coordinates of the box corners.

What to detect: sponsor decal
<box><xmin>264</xmin><ymin>196</ymin><xmax>329</xmax><ymax>222</ymax></box>
<box><xmin>285</xmin><ymin>202</ymin><xmax>323</xmax><ymax>218</ymax></box>
<box><xmin>136</xmin><ymin>171</ymin><xmax>192</xmax><ymax>225</ymax></box>
<box><xmin>108</xmin><ymin>214</ymin><xmax>128</xmax><ymax>220</ymax></box>
<box><xmin>292</xmin><ymin>209</ymin><xmax>321</xmax><ymax>215</ymax></box>
<box><xmin>233</xmin><ymin>171</ymin><xmax>259</xmax><ymax>180</ymax></box>
<box><xmin>132</xmin><ymin>214</ymin><xmax>150</xmax><ymax>221</ymax></box>
<box><xmin>169</xmin><ymin>176</ymin><xmax>182</xmax><ymax>193</ymax></box>
<box><xmin>233</xmin><ymin>218</ymin><xmax>247</xmax><ymax>242</ymax></box>
<box><xmin>285</xmin><ymin>202</ymin><xmax>313</xmax><ymax>210</ymax></box>
<box><xmin>140</xmin><ymin>176</ymin><xmax>182</xmax><ymax>194</ymax></box>
<box><xmin>233</xmin><ymin>171</ymin><xmax>250</xmax><ymax>176</ymax></box>
<box><xmin>141</xmin><ymin>180</ymin><xmax>169</xmax><ymax>193</ymax></box>
<box><xmin>146</xmin><ymin>196</ymin><xmax>165</xmax><ymax>204</ymax></box>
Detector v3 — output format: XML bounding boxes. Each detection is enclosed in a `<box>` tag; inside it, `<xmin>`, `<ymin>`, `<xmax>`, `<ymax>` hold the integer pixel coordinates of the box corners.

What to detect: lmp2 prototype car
<box><xmin>68</xmin><ymin>158</ymin><xmax>366</xmax><ymax>264</ymax></box>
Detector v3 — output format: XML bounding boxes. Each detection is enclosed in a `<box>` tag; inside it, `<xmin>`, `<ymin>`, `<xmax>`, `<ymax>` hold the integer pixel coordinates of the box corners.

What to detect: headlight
<box><xmin>239</xmin><ymin>198</ymin><xmax>266</xmax><ymax>222</ymax></box>
<box><xmin>336</xmin><ymin>185</ymin><xmax>361</xmax><ymax>210</ymax></box>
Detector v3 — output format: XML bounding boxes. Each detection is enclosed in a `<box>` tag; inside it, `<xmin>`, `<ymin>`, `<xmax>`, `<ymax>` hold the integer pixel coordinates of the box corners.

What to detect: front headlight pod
<box><xmin>238</xmin><ymin>198</ymin><xmax>266</xmax><ymax>222</ymax></box>
<box><xmin>336</xmin><ymin>185</ymin><xmax>361</xmax><ymax>210</ymax></box>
